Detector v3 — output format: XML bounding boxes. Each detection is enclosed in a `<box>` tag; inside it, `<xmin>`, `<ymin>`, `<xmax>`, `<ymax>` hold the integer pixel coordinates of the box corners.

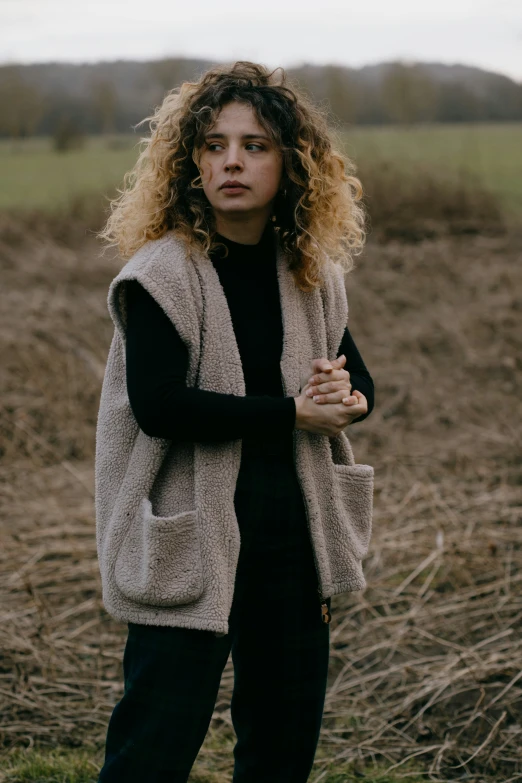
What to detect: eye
<box><xmin>205</xmin><ymin>142</ymin><xmax>265</xmax><ymax>152</ymax></box>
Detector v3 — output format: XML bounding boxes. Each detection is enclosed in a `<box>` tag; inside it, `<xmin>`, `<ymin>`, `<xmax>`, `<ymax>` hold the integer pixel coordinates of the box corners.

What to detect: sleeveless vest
<box><xmin>95</xmin><ymin>230</ymin><xmax>374</xmax><ymax>635</ymax></box>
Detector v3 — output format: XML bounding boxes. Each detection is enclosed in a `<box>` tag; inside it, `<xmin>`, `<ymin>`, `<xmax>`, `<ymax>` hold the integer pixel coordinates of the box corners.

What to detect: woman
<box><xmin>95</xmin><ymin>61</ymin><xmax>375</xmax><ymax>783</ymax></box>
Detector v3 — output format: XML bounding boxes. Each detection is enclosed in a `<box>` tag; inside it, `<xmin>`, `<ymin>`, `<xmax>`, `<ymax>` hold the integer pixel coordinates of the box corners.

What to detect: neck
<box><xmin>213</xmin><ymin>214</ymin><xmax>272</xmax><ymax>245</ymax></box>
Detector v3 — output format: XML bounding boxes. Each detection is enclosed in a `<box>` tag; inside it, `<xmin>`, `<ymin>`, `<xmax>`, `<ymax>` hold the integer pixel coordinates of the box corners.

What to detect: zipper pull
<box><xmin>321</xmin><ymin>601</ymin><xmax>331</xmax><ymax>624</ymax></box>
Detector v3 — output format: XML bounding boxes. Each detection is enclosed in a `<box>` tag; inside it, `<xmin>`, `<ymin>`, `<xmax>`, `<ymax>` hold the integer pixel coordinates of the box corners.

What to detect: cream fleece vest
<box><xmin>95</xmin><ymin>229</ymin><xmax>374</xmax><ymax>635</ymax></box>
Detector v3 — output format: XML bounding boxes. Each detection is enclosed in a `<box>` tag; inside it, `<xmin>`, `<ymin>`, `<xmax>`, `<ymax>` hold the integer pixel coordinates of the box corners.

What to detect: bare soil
<box><xmin>0</xmin><ymin>212</ymin><xmax>520</xmax><ymax>781</ymax></box>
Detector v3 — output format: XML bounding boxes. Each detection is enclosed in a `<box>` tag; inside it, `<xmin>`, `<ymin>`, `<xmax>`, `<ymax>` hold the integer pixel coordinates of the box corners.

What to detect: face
<box><xmin>197</xmin><ymin>101</ymin><xmax>284</xmax><ymax>226</ymax></box>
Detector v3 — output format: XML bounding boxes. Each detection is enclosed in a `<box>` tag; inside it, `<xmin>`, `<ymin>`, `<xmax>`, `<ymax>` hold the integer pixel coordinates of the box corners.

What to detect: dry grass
<box><xmin>358</xmin><ymin>160</ymin><xmax>507</xmax><ymax>243</ymax></box>
<box><xmin>0</xmin><ymin>186</ymin><xmax>520</xmax><ymax>781</ymax></box>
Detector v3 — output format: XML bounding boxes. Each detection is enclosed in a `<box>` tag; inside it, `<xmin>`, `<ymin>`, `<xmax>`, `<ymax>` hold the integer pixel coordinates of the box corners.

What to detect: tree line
<box><xmin>1</xmin><ymin>58</ymin><xmax>521</xmax><ymax>142</ymax></box>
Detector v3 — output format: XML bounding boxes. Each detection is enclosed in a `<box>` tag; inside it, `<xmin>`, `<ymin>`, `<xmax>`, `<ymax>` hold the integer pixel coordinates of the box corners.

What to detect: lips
<box><xmin>220</xmin><ymin>184</ymin><xmax>249</xmax><ymax>195</ymax></box>
<box><xmin>220</xmin><ymin>181</ymin><xmax>248</xmax><ymax>189</ymax></box>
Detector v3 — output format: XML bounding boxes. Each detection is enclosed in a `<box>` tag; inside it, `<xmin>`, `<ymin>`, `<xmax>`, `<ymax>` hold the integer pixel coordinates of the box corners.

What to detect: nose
<box><xmin>224</xmin><ymin>144</ymin><xmax>244</xmax><ymax>172</ymax></box>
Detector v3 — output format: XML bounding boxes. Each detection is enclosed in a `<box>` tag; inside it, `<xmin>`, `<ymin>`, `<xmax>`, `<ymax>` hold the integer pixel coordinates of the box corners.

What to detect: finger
<box><xmin>306</xmin><ymin>379</ymin><xmax>352</xmax><ymax>396</ymax></box>
<box><xmin>311</xmin><ymin>390</ymin><xmax>358</xmax><ymax>404</ymax></box>
<box><xmin>308</xmin><ymin>386</ymin><xmax>365</xmax><ymax>407</ymax></box>
<box><xmin>343</xmin><ymin>399</ymin><xmax>365</xmax><ymax>411</ymax></box>
<box><xmin>308</xmin><ymin>370</ymin><xmax>351</xmax><ymax>393</ymax></box>
<box><xmin>350</xmin><ymin>390</ymin><xmax>366</xmax><ymax>403</ymax></box>
<box><xmin>343</xmin><ymin>391</ymin><xmax>367</xmax><ymax>411</ymax></box>
<box><xmin>312</xmin><ymin>354</ymin><xmax>347</xmax><ymax>374</ymax></box>
<box><xmin>310</xmin><ymin>358</ymin><xmax>334</xmax><ymax>374</ymax></box>
<box><xmin>342</xmin><ymin>402</ymin><xmax>365</xmax><ymax>414</ymax></box>
<box><xmin>308</xmin><ymin>368</ymin><xmax>350</xmax><ymax>387</ymax></box>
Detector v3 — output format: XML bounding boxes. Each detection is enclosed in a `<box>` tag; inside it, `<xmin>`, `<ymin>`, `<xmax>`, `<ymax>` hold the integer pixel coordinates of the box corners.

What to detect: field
<box><xmin>344</xmin><ymin>123</ymin><xmax>522</xmax><ymax>218</ymax></box>
<box><xmin>1</xmin><ymin>123</ymin><xmax>521</xmax><ymax>219</ymax></box>
<box><xmin>0</xmin><ymin>125</ymin><xmax>521</xmax><ymax>782</ymax></box>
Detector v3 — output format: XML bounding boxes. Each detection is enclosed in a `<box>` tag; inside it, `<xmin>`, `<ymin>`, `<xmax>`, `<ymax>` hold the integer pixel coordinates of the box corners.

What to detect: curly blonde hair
<box><xmin>97</xmin><ymin>61</ymin><xmax>367</xmax><ymax>291</ymax></box>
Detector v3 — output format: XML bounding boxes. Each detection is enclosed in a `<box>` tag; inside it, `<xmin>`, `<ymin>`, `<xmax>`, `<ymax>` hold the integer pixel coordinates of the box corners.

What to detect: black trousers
<box><xmin>97</xmin><ymin>452</ymin><xmax>331</xmax><ymax>783</ymax></box>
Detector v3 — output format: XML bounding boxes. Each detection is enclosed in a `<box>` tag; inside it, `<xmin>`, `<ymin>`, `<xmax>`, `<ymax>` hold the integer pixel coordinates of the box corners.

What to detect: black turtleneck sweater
<box><xmin>124</xmin><ymin>225</ymin><xmax>374</xmax><ymax>457</ymax></box>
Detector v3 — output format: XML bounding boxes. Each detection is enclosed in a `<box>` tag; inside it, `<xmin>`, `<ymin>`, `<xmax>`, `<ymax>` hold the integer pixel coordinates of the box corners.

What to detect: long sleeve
<box><xmin>337</xmin><ymin>327</ymin><xmax>375</xmax><ymax>424</ymax></box>
<box><xmin>124</xmin><ymin>280</ymin><xmax>296</xmax><ymax>443</ymax></box>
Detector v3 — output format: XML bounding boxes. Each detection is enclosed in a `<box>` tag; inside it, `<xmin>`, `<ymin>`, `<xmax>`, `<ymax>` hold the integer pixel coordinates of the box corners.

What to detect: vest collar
<box><xmin>190</xmin><ymin>230</ymin><xmax>302</xmax><ymax>398</ymax></box>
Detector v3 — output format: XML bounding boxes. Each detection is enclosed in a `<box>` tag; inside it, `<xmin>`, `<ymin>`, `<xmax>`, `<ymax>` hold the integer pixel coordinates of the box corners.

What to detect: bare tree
<box><xmin>0</xmin><ymin>65</ymin><xmax>44</xmax><ymax>139</ymax></box>
<box><xmin>381</xmin><ymin>62</ymin><xmax>439</xmax><ymax>124</ymax></box>
<box><xmin>90</xmin><ymin>78</ymin><xmax>118</xmax><ymax>134</ymax></box>
<box><xmin>323</xmin><ymin>65</ymin><xmax>360</xmax><ymax>126</ymax></box>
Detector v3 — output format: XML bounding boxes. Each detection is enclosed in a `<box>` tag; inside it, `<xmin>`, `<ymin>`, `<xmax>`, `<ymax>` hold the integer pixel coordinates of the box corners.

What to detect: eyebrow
<box><xmin>204</xmin><ymin>133</ymin><xmax>271</xmax><ymax>141</ymax></box>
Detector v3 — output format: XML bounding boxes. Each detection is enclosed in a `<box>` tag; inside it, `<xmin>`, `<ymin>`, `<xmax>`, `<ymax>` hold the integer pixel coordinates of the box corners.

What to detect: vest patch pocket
<box><xmin>332</xmin><ymin>463</ymin><xmax>374</xmax><ymax>561</ymax></box>
<box><xmin>114</xmin><ymin>497</ymin><xmax>204</xmax><ymax>607</ymax></box>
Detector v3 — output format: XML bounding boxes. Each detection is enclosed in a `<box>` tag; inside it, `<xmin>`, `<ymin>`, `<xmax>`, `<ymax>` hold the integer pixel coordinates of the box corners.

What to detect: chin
<box><xmin>218</xmin><ymin>205</ymin><xmax>255</xmax><ymax>214</ymax></box>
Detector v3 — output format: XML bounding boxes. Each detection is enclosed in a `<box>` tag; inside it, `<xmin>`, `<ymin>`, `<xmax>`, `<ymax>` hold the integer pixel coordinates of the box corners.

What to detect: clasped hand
<box><xmin>296</xmin><ymin>354</ymin><xmax>368</xmax><ymax>437</ymax></box>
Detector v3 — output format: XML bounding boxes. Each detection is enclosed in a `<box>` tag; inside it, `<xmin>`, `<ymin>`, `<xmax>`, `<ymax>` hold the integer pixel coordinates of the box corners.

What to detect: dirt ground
<box><xmin>0</xmin><ymin>214</ymin><xmax>520</xmax><ymax>781</ymax></box>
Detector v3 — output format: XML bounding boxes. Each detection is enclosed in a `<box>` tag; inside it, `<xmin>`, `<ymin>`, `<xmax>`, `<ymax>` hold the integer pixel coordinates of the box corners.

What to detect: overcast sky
<box><xmin>1</xmin><ymin>0</ymin><xmax>521</xmax><ymax>82</ymax></box>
